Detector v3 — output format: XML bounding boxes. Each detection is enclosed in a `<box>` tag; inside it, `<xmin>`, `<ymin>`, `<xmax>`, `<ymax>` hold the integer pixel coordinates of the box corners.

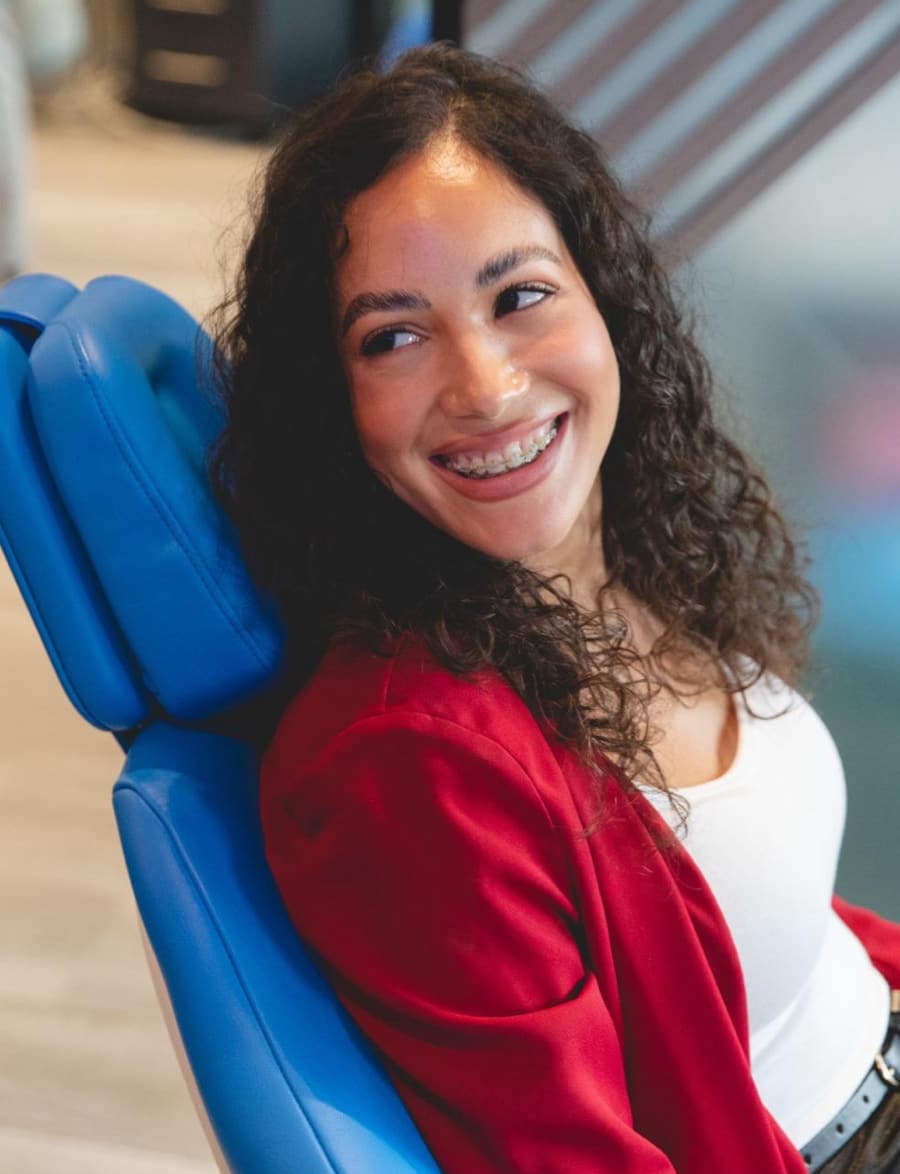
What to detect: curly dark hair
<box><xmin>211</xmin><ymin>43</ymin><xmax>819</xmax><ymax>803</ymax></box>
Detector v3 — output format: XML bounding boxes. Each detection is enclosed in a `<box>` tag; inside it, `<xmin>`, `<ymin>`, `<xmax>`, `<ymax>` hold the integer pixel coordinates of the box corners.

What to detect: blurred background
<box><xmin>0</xmin><ymin>1</ymin><xmax>897</xmax><ymax>1170</ymax></box>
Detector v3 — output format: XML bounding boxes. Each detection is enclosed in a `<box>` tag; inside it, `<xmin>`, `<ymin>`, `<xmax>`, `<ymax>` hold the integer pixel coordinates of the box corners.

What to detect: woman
<box><xmin>213</xmin><ymin>44</ymin><xmax>900</xmax><ymax>1173</ymax></box>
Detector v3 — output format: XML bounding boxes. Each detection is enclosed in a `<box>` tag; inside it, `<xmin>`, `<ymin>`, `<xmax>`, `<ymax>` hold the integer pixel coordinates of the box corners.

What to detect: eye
<box><xmin>360</xmin><ymin>327</ymin><xmax>420</xmax><ymax>357</ymax></box>
<box><xmin>494</xmin><ymin>283</ymin><xmax>554</xmax><ymax>318</ymax></box>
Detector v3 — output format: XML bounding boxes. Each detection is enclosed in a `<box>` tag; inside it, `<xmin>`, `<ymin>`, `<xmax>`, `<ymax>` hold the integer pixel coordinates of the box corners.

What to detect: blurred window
<box><xmin>691</xmin><ymin>74</ymin><xmax>900</xmax><ymax>915</ymax></box>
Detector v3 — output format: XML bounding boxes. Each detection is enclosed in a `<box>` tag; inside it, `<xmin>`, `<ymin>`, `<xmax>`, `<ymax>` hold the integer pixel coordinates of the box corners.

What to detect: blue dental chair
<box><xmin>0</xmin><ymin>273</ymin><xmax>441</xmax><ymax>1174</ymax></box>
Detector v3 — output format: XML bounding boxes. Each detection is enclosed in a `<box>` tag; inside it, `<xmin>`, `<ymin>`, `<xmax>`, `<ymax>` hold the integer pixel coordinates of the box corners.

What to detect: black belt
<box><xmin>802</xmin><ymin>1008</ymin><xmax>900</xmax><ymax>1172</ymax></box>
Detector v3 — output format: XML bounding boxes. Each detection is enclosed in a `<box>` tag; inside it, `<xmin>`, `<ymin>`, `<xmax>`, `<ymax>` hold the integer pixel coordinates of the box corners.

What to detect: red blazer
<box><xmin>262</xmin><ymin>637</ymin><xmax>900</xmax><ymax>1174</ymax></box>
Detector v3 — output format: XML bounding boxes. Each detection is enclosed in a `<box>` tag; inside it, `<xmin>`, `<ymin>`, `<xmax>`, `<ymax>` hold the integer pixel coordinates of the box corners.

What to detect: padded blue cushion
<box><xmin>27</xmin><ymin>276</ymin><xmax>284</xmax><ymax>720</ymax></box>
<box><xmin>114</xmin><ymin>723</ymin><xmax>440</xmax><ymax>1174</ymax></box>
<box><xmin>0</xmin><ymin>272</ymin><xmax>79</xmax><ymax>333</ymax></box>
<box><xmin>0</xmin><ymin>275</ymin><xmax>147</xmax><ymax>729</ymax></box>
<box><xmin>3</xmin><ymin>273</ymin><xmax>441</xmax><ymax>1172</ymax></box>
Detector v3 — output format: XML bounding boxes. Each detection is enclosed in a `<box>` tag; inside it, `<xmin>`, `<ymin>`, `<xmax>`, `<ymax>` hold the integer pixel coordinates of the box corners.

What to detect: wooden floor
<box><xmin>1</xmin><ymin>76</ymin><xmax>269</xmax><ymax>1173</ymax></box>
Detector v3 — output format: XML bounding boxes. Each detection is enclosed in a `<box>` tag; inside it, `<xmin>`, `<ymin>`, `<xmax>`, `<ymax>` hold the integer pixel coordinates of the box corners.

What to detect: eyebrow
<box><xmin>475</xmin><ymin>245</ymin><xmax>562</xmax><ymax>288</ymax></box>
<box><xmin>341</xmin><ymin>290</ymin><xmax>431</xmax><ymax>338</ymax></box>
<box><xmin>340</xmin><ymin>244</ymin><xmax>563</xmax><ymax>337</ymax></box>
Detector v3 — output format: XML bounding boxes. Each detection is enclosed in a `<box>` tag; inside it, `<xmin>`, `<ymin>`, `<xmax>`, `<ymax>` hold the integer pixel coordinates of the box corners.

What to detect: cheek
<box><xmin>351</xmin><ymin>409</ymin><xmax>386</xmax><ymax>474</ymax></box>
<box><xmin>346</xmin><ymin>376</ymin><xmax>381</xmax><ymax>465</ymax></box>
<box><xmin>592</xmin><ymin>340</ymin><xmax>620</xmax><ymax>411</ymax></box>
<box><xmin>348</xmin><ymin>377</ymin><xmax>417</xmax><ymax>478</ymax></box>
<box><xmin>350</xmin><ymin>409</ymin><xmax>398</xmax><ymax>494</ymax></box>
<box><xmin>542</xmin><ymin>314</ymin><xmax>620</xmax><ymax>405</ymax></box>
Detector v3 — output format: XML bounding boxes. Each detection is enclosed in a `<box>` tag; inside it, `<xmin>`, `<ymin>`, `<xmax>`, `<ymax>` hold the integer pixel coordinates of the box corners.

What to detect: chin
<box><xmin>460</xmin><ymin>522</ymin><xmax>576</xmax><ymax>569</ymax></box>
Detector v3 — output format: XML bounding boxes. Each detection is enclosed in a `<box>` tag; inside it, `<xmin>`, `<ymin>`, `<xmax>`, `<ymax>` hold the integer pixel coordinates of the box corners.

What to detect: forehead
<box><xmin>335</xmin><ymin>139</ymin><xmax>564</xmax><ymax>291</ymax></box>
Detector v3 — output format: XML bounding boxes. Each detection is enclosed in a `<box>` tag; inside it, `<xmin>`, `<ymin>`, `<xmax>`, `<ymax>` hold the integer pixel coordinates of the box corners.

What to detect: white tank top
<box><xmin>638</xmin><ymin>668</ymin><xmax>889</xmax><ymax>1148</ymax></box>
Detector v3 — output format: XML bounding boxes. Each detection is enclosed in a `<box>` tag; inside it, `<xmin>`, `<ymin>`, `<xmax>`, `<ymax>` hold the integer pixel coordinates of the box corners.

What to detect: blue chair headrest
<box><xmin>0</xmin><ymin>273</ymin><xmax>146</xmax><ymax>728</ymax></box>
<box><xmin>0</xmin><ymin>274</ymin><xmax>284</xmax><ymax>730</ymax></box>
<box><xmin>0</xmin><ymin>272</ymin><xmax>79</xmax><ymax>336</ymax></box>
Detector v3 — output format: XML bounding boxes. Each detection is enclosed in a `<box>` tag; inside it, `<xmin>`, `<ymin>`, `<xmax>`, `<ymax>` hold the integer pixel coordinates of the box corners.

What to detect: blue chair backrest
<box><xmin>0</xmin><ymin>273</ymin><xmax>442</xmax><ymax>1174</ymax></box>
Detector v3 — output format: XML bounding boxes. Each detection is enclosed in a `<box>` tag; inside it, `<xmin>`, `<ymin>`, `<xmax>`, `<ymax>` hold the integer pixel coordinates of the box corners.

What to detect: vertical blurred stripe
<box><xmin>0</xmin><ymin>3</ymin><xmax>28</xmax><ymax>277</ymax></box>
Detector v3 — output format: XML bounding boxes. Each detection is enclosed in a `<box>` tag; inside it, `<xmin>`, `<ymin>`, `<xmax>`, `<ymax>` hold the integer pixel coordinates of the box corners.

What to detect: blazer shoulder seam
<box><xmin>320</xmin><ymin>707</ymin><xmax>562</xmax><ymax>832</ymax></box>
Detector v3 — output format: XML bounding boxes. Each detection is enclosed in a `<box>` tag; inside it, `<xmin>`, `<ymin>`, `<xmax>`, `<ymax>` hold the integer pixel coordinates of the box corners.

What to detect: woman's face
<box><xmin>335</xmin><ymin>136</ymin><xmax>620</xmax><ymax>574</ymax></box>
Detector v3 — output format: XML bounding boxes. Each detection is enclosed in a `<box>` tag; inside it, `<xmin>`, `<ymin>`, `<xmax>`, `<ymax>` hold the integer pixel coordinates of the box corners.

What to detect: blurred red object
<box><xmin>819</xmin><ymin>368</ymin><xmax>900</xmax><ymax>501</ymax></box>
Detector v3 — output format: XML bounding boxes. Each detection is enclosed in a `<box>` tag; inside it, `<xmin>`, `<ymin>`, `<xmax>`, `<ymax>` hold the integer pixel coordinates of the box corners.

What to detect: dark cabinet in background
<box><xmin>125</xmin><ymin>0</ymin><xmax>357</xmax><ymax>132</ymax></box>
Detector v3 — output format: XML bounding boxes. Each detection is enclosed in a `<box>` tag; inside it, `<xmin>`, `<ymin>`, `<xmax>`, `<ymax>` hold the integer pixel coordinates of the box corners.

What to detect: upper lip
<box><xmin>431</xmin><ymin>411</ymin><xmax>563</xmax><ymax>459</ymax></box>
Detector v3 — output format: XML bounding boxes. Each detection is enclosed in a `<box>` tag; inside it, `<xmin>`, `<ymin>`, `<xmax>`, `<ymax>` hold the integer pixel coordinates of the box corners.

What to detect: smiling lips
<box><xmin>433</xmin><ymin>415</ymin><xmax>562</xmax><ymax>479</ymax></box>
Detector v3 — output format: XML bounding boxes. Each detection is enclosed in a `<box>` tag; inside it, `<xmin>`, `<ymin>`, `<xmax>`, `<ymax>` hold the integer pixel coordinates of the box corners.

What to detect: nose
<box><xmin>439</xmin><ymin>334</ymin><xmax>529</xmax><ymax>420</ymax></box>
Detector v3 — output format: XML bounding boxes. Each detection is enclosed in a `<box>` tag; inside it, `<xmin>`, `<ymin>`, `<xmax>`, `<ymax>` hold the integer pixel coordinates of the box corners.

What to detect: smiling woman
<box><xmin>211</xmin><ymin>44</ymin><xmax>900</xmax><ymax>1174</ymax></box>
<box><xmin>337</xmin><ymin>136</ymin><xmax>618</xmax><ymax>574</ymax></box>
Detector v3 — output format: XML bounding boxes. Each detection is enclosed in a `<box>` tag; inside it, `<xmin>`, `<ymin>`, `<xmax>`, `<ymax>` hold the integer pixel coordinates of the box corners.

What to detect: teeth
<box><xmin>439</xmin><ymin>418</ymin><xmax>559</xmax><ymax>479</ymax></box>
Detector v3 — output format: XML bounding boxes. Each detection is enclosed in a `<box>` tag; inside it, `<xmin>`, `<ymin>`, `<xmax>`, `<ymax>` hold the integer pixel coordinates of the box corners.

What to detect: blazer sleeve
<box><xmin>833</xmin><ymin>894</ymin><xmax>900</xmax><ymax>988</ymax></box>
<box><xmin>262</xmin><ymin>709</ymin><xmax>677</xmax><ymax>1174</ymax></box>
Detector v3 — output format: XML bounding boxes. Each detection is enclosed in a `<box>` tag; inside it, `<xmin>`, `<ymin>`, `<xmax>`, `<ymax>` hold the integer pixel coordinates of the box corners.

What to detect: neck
<box><xmin>525</xmin><ymin>479</ymin><xmax>609</xmax><ymax>610</ymax></box>
<box><xmin>523</xmin><ymin>480</ymin><xmax>670</xmax><ymax>660</ymax></box>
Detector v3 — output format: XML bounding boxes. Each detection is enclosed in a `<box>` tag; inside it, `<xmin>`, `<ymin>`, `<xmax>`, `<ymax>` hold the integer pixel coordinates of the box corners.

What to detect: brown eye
<box><xmin>360</xmin><ymin>328</ymin><xmax>419</xmax><ymax>356</ymax></box>
<box><xmin>494</xmin><ymin>283</ymin><xmax>553</xmax><ymax>318</ymax></box>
